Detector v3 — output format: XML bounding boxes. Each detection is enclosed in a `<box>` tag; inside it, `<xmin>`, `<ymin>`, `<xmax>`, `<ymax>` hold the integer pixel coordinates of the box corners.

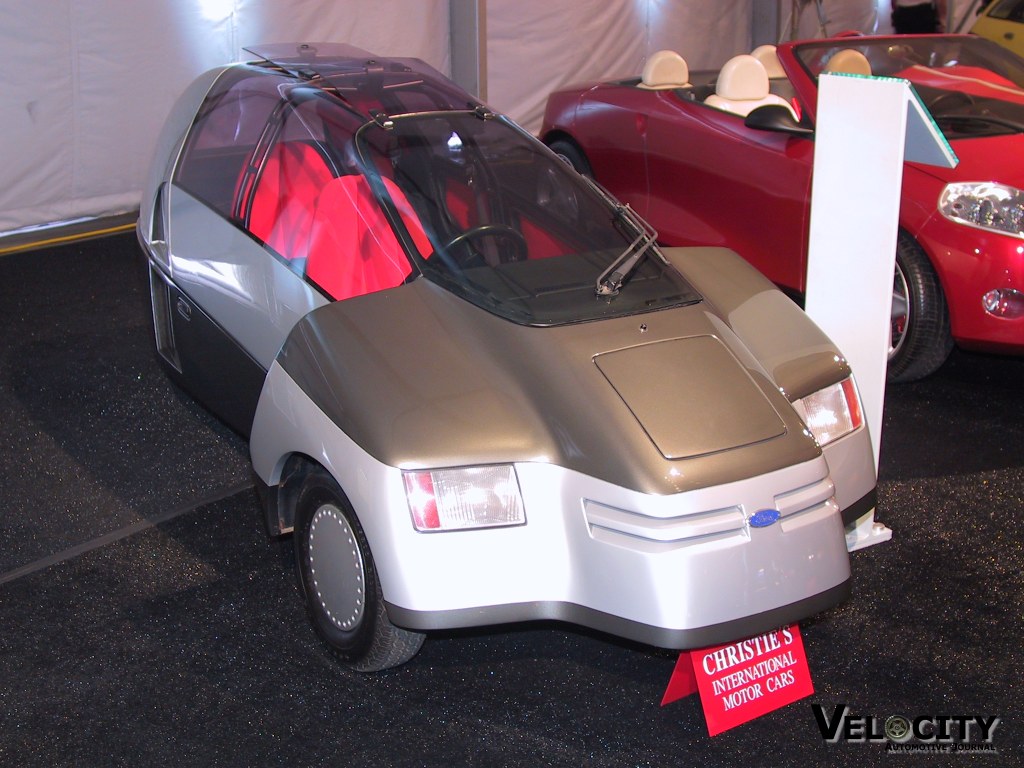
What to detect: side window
<box><xmin>243</xmin><ymin>95</ymin><xmax>426</xmax><ymax>302</ymax></box>
<box><xmin>174</xmin><ymin>69</ymin><xmax>284</xmax><ymax>217</ymax></box>
<box><xmin>244</xmin><ymin>97</ymin><xmax>344</xmax><ymax>265</ymax></box>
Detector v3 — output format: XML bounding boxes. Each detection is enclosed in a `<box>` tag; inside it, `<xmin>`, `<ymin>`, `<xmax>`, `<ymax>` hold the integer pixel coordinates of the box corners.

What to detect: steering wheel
<box><xmin>442</xmin><ymin>224</ymin><xmax>528</xmax><ymax>263</ymax></box>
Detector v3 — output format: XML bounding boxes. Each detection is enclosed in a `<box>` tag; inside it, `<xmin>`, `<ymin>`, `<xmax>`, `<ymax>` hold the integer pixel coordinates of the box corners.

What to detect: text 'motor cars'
<box><xmin>138</xmin><ymin>43</ymin><xmax>877</xmax><ymax>671</ymax></box>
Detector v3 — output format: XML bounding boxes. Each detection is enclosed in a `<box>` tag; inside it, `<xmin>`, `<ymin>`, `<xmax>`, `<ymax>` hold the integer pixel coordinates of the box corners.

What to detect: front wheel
<box><xmin>887</xmin><ymin>231</ymin><xmax>953</xmax><ymax>382</ymax></box>
<box><xmin>293</xmin><ymin>468</ymin><xmax>424</xmax><ymax>672</ymax></box>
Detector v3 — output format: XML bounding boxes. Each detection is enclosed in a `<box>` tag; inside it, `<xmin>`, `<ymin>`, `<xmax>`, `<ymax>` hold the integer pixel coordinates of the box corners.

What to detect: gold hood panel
<box><xmin>277</xmin><ymin>279</ymin><xmax>822</xmax><ymax>495</ymax></box>
<box><xmin>595</xmin><ymin>337</ymin><xmax>786</xmax><ymax>459</ymax></box>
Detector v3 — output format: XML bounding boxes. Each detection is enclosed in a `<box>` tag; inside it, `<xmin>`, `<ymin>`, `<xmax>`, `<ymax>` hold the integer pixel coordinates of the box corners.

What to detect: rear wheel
<box><xmin>548</xmin><ymin>138</ymin><xmax>593</xmax><ymax>178</ymax></box>
<box><xmin>293</xmin><ymin>468</ymin><xmax>424</xmax><ymax>672</ymax></box>
<box><xmin>887</xmin><ymin>231</ymin><xmax>953</xmax><ymax>382</ymax></box>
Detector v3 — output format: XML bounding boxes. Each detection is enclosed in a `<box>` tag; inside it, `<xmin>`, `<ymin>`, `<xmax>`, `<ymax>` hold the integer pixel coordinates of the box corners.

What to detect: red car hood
<box><xmin>911</xmin><ymin>132</ymin><xmax>1024</xmax><ymax>185</ymax></box>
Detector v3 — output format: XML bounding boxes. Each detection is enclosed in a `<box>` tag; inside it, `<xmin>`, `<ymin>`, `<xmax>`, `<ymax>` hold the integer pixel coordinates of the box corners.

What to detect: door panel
<box><xmin>577</xmin><ymin>86</ymin><xmax>652</xmax><ymax>216</ymax></box>
<box><xmin>643</xmin><ymin>98</ymin><xmax>814</xmax><ymax>293</ymax></box>
<box><xmin>167</xmin><ymin>185</ymin><xmax>328</xmax><ymax>370</ymax></box>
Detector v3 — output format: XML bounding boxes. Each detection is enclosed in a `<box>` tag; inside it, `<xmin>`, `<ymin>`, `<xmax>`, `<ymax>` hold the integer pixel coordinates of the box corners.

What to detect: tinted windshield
<box><xmin>355</xmin><ymin>112</ymin><xmax>700</xmax><ymax>325</ymax></box>
<box><xmin>795</xmin><ymin>36</ymin><xmax>1024</xmax><ymax>138</ymax></box>
<box><xmin>182</xmin><ymin>68</ymin><xmax>701</xmax><ymax>322</ymax></box>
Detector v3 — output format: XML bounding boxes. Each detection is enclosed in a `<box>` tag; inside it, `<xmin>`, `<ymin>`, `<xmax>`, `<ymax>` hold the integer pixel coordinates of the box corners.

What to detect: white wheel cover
<box><xmin>308</xmin><ymin>503</ymin><xmax>366</xmax><ymax>631</ymax></box>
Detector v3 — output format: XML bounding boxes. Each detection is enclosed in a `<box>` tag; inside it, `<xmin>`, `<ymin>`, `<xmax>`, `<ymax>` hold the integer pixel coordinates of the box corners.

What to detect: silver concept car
<box><xmin>137</xmin><ymin>43</ymin><xmax>878</xmax><ymax>671</ymax></box>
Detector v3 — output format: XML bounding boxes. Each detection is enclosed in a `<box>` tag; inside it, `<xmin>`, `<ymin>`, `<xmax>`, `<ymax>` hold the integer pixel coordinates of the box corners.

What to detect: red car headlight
<box><xmin>403</xmin><ymin>465</ymin><xmax>526</xmax><ymax>532</ymax></box>
<box><xmin>939</xmin><ymin>182</ymin><xmax>1024</xmax><ymax>238</ymax></box>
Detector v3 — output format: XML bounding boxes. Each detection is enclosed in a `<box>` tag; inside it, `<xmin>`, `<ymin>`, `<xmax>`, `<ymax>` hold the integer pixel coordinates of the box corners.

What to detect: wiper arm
<box><xmin>937</xmin><ymin>113</ymin><xmax>1024</xmax><ymax>133</ymax></box>
<box><xmin>595</xmin><ymin>208</ymin><xmax>658</xmax><ymax>296</ymax></box>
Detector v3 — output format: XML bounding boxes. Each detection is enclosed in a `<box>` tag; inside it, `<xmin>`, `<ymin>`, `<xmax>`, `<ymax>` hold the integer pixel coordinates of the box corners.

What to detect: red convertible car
<box><xmin>542</xmin><ymin>35</ymin><xmax>1024</xmax><ymax>381</ymax></box>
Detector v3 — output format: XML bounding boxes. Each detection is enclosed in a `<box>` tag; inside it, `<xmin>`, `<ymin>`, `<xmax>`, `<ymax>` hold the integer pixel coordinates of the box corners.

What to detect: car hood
<box><xmin>593</xmin><ymin>337</ymin><xmax>787</xmax><ymax>459</ymax></box>
<box><xmin>276</xmin><ymin>278</ymin><xmax>821</xmax><ymax>495</ymax></box>
<box><xmin>911</xmin><ymin>132</ymin><xmax>1024</xmax><ymax>185</ymax></box>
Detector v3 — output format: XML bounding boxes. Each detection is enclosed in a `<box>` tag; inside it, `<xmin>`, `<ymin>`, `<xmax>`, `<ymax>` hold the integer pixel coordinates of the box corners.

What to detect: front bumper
<box><xmin>377</xmin><ymin>459</ymin><xmax>852</xmax><ymax>650</ymax></box>
<box><xmin>918</xmin><ymin>216</ymin><xmax>1024</xmax><ymax>353</ymax></box>
<box><xmin>386</xmin><ymin>581</ymin><xmax>851</xmax><ymax>650</ymax></box>
<box><xmin>252</xmin><ymin>362</ymin><xmax>853</xmax><ymax>651</ymax></box>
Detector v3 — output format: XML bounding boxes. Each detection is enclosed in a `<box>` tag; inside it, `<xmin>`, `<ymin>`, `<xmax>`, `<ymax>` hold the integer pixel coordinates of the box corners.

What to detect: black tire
<box><xmin>548</xmin><ymin>138</ymin><xmax>593</xmax><ymax>178</ymax></box>
<box><xmin>887</xmin><ymin>231</ymin><xmax>953</xmax><ymax>383</ymax></box>
<box><xmin>293</xmin><ymin>468</ymin><xmax>424</xmax><ymax>672</ymax></box>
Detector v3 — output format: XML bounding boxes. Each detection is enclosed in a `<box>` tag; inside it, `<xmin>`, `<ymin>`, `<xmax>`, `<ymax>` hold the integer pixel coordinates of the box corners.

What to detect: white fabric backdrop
<box><xmin>0</xmin><ymin>0</ymin><xmax>448</xmax><ymax>235</ymax></box>
<box><xmin>0</xmin><ymin>0</ymin><xmax>764</xmax><ymax>235</ymax></box>
<box><xmin>487</xmin><ymin>1</ymin><xmax>754</xmax><ymax>134</ymax></box>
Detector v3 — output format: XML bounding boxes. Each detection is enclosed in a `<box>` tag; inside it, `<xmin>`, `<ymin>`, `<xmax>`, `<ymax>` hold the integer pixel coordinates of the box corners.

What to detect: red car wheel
<box><xmin>888</xmin><ymin>232</ymin><xmax>954</xmax><ymax>382</ymax></box>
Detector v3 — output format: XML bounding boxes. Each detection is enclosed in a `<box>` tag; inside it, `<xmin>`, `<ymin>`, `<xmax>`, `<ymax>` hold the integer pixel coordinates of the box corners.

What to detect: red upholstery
<box><xmin>520</xmin><ymin>218</ymin><xmax>570</xmax><ymax>259</ymax></box>
<box><xmin>446</xmin><ymin>179</ymin><xmax>567</xmax><ymax>259</ymax></box>
<box><xmin>306</xmin><ymin>176</ymin><xmax>431</xmax><ymax>301</ymax></box>
<box><xmin>445</xmin><ymin>181</ymin><xmax>476</xmax><ymax>228</ymax></box>
<box><xmin>248</xmin><ymin>142</ymin><xmax>334</xmax><ymax>260</ymax></box>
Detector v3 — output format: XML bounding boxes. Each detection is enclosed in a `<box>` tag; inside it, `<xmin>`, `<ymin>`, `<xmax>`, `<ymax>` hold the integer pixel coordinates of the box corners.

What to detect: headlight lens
<box><xmin>403</xmin><ymin>465</ymin><xmax>526</xmax><ymax>532</ymax></box>
<box><xmin>796</xmin><ymin>377</ymin><xmax>863</xmax><ymax>447</ymax></box>
<box><xmin>938</xmin><ymin>182</ymin><xmax>1024</xmax><ymax>238</ymax></box>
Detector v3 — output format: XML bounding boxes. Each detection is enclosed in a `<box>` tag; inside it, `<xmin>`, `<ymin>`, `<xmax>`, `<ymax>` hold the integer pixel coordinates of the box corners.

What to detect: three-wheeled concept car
<box><xmin>138</xmin><ymin>44</ymin><xmax>877</xmax><ymax>670</ymax></box>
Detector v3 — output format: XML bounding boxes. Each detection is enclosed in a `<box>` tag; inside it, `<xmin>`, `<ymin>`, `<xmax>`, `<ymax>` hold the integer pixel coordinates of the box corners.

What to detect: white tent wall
<box><xmin>0</xmin><ymin>0</ymin><xmax>754</xmax><ymax>236</ymax></box>
<box><xmin>0</xmin><ymin>0</ymin><xmax>448</xmax><ymax>236</ymax></box>
<box><xmin>788</xmin><ymin>0</ymin><xmax>978</xmax><ymax>38</ymax></box>
<box><xmin>0</xmin><ymin>0</ymin><xmax>974</xmax><ymax>236</ymax></box>
<box><xmin>786</xmin><ymin>0</ymin><xmax>882</xmax><ymax>38</ymax></box>
<box><xmin>486</xmin><ymin>0</ymin><xmax>753</xmax><ymax>135</ymax></box>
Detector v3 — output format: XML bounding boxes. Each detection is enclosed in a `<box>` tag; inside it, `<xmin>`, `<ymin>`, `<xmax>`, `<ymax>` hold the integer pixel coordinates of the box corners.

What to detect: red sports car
<box><xmin>542</xmin><ymin>35</ymin><xmax>1024</xmax><ymax>381</ymax></box>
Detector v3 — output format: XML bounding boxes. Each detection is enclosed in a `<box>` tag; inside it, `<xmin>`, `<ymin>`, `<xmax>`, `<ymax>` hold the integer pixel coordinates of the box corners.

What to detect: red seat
<box><xmin>306</xmin><ymin>175</ymin><xmax>431</xmax><ymax>301</ymax></box>
<box><xmin>446</xmin><ymin>178</ymin><xmax>568</xmax><ymax>259</ymax></box>
<box><xmin>248</xmin><ymin>142</ymin><xmax>334</xmax><ymax>260</ymax></box>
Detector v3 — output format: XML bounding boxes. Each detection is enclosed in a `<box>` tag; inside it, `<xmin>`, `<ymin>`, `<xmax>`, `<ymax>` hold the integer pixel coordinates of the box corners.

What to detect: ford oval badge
<box><xmin>749</xmin><ymin>509</ymin><xmax>781</xmax><ymax>528</ymax></box>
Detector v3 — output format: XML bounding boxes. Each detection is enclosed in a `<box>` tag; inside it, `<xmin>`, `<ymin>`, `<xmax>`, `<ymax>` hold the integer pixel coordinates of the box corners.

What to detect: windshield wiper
<box><xmin>595</xmin><ymin>206</ymin><xmax>659</xmax><ymax>296</ymax></box>
<box><xmin>936</xmin><ymin>114</ymin><xmax>1024</xmax><ymax>134</ymax></box>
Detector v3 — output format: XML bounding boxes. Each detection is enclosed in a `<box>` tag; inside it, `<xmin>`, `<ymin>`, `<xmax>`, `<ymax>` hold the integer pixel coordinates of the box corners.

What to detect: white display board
<box><xmin>804</xmin><ymin>73</ymin><xmax>956</xmax><ymax>547</ymax></box>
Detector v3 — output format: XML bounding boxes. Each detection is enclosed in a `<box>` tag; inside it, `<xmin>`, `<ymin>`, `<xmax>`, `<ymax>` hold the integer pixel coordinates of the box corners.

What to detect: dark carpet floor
<box><xmin>0</xmin><ymin>233</ymin><xmax>1021</xmax><ymax>767</ymax></box>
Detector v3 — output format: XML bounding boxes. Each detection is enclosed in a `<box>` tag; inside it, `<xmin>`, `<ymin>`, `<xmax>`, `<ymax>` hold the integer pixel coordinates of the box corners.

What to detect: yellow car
<box><xmin>971</xmin><ymin>0</ymin><xmax>1024</xmax><ymax>58</ymax></box>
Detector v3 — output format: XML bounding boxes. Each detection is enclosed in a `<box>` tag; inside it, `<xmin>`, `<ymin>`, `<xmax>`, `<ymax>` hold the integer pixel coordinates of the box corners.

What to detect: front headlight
<box><xmin>795</xmin><ymin>377</ymin><xmax>863</xmax><ymax>447</ymax></box>
<box><xmin>938</xmin><ymin>182</ymin><xmax>1024</xmax><ymax>238</ymax></box>
<box><xmin>403</xmin><ymin>465</ymin><xmax>526</xmax><ymax>532</ymax></box>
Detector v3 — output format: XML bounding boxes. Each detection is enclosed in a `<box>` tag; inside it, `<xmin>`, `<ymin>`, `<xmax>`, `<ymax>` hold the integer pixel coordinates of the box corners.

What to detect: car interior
<box><xmin>628</xmin><ymin>48</ymin><xmax>799</xmax><ymax>118</ymax></box>
<box><xmin>704</xmin><ymin>53</ymin><xmax>797</xmax><ymax>117</ymax></box>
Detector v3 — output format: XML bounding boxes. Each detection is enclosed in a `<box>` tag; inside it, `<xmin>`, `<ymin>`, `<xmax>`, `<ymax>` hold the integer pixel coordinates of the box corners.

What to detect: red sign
<box><xmin>661</xmin><ymin>625</ymin><xmax>814</xmax><ymax>736</ymax></box>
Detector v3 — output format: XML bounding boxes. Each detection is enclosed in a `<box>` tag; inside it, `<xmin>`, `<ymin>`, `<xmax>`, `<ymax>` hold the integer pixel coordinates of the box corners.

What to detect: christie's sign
<box><xmin>662</xmin><ymin>624</ymin><xmax>814</xmax><ymax>736</ymax></box>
